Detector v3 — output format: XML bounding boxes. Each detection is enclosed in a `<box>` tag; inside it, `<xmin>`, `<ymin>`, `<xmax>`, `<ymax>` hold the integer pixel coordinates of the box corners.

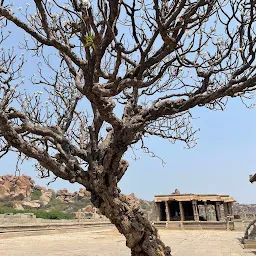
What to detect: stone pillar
<box><xmin>179</xmin><ymin>201</ymin><xmax>184</xmax><ymax>221</ymax></box>
<box><xmin>204</xmin><ymin>201</ymin><xmax>208</xmax><ymax>220</ymax></box>
<box><xmin>192</xmin><ymin>200</ymin><xmax>199</xmax><ymax>221</ymax></box>
<box><xmin>227</xmin><ymin>202</ymin><xmax>233</xmax><ymax>216</ymax></box>
<box><xmin>220</xmin><ymin>203</ymin><xmax>224</xmax><ymax>220</ymax></box>
<box><xmin>156</xmin><ymin>202</ymin><xmax>161</xmax><ymax>221</ymax></box>
<box><xmin>165</xmin><ymin>201</ymin><xmax>170</xmax><ymax>221</ymax></box>
<box><xmin>215</xmin><ymin>202</ymin><xmax>221</xmax><ymax>221</ymax></box>
<box><xmin>223</xmin><ymin>202</ymin><xmax>228</xmax><ymax>217</ymax></box>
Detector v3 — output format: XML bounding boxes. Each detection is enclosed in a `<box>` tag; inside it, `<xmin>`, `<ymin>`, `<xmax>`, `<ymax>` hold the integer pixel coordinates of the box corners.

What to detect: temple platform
<box><xmin>154</xmin><ymin>220</ymin><xmax>235</xmax><ymax>230</ymax></box>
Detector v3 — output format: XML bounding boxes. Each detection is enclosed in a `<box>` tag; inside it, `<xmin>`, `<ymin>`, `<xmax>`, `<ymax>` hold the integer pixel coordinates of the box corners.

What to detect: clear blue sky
<box><xmin>1</xmin><ymin>2</ymin><xmax>256</xmax><ymax>204</ymax></box>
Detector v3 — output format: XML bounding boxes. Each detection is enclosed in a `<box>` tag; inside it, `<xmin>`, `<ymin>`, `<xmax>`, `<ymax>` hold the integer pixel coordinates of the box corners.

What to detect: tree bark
<box><xmin>89</xmin><ymin>184</ymin><xmax>171</xmax><ymax>256</ymax></box>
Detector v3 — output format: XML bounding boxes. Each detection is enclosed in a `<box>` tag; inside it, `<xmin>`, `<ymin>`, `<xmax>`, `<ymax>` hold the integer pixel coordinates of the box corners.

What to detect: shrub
<box><xmin>44</xmin><ymin>198</ymin><xmax>67</xmax><ymax>211</ymax></box>
<box><xmin>32</xmin><ymin>210</ymin><xmax>73</xmax><ymax>219</ymax></box>
<box><xmin>30</xmin><ymin>190</ymin><xmax>42</xmax><ymax>200</ymax></box>
<box><xmin>70</xmin><ymin>197</ymin><xmax>91</xmax><ymax>212</ymax></box>
<box><xmin>0</xmin><ymin>207</ymin><xmax>73</xmax><ymax>219</ymax></box>
<box><xmin>0</xmin><ymin>207</ymin><xmax>24</xmax><ymax>214</ymax></box>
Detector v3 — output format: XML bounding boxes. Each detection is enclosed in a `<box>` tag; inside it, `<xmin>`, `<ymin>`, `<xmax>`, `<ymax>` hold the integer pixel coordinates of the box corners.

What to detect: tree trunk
<box><xmin>90</xmin><ymin>185</ymin><xmax>171</xmax><ymax>256</ymax></box>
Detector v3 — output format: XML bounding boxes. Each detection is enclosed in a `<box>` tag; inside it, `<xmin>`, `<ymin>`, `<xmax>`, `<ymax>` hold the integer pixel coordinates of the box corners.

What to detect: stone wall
<box><xmin>0</xmin><ymin>213</ymin><xmax>110</xmax><ymax>225</ymax></box>
<box><xmin>0</xmin><ymin>213</ymin><xmax>36</xmax><ymax>224</ymax></box>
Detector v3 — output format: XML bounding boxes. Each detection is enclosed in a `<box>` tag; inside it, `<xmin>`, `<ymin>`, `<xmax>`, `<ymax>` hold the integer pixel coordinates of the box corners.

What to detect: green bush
<box><xmin>30</xmin><ymin>190</ymin><xmax>42</xmax><ymax>200</ymax></box>
<box><xmin>0</xmin><ymin>207</ymin><xmax>24</xmax><ymax>214</ymax></box>
<box><xmin>32</xmin><ymin>210</ymin><xmax>73</xmax><ymax>219</ymax></box>
<box><xmin>0</xmin><ymin>207</ymin><xmax>73</xmax><ymax>220</ymax></box>
<box><xmin>44</xmin><ymin>199</ymin><xmax>67</xmax><ymax>212</ymax></box>
<box><xmin>0</xmin><ymin>202</ymin><xmax>13</xmax><ymax>208</ymax></box>
<box><xmin>70</xmin><ymin>197</ymin><xmax>91</xmax><ymax>212</ymax></box>
<box><xmin>44</xmin><ymin>197</ymin><xmax>91</xmax><ymax>213</ymax></box>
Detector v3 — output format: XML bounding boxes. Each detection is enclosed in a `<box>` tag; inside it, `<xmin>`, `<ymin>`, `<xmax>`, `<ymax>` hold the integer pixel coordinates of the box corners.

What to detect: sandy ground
<box><xmin>0</xmin><ymin>227</ymin><xmax>255</xmax><ymax>256</ymax></box>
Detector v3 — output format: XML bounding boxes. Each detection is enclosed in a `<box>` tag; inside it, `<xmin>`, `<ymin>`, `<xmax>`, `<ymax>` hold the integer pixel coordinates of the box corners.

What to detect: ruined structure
<box><xmin>154</xmin><ymin>190</ymin><xmax>235</xmax><ymax>230</ymax></box>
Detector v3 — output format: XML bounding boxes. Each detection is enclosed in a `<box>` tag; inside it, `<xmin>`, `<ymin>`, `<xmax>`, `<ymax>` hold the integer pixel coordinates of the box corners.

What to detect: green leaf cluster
<box><xmin>84</xmin><ymin>34</ymin><xmax>96</xmax><ymax>50</ymax></box>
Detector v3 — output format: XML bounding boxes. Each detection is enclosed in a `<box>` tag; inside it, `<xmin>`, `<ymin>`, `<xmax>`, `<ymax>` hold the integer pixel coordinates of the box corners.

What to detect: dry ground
<box><xmin>0</xmin><ymin>226</ymin><xmax>255</xmax><ymax>256</ymax></box>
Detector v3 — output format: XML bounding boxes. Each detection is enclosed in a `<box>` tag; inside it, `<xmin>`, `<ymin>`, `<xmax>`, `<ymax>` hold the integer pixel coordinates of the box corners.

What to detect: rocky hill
<box><xmin>0</xmin><ymin>175</ymin><xmax>153</xmax><ymax>220</ymax></box>
<box><xmin>233</xmin><ymin>203</ymin><xmax>256</xmax><ymax>219</ymax></box>
<box><xmin>0</xmin><ymin>175</ymin><xmax>34</xmax><ymax>202</ymax></box>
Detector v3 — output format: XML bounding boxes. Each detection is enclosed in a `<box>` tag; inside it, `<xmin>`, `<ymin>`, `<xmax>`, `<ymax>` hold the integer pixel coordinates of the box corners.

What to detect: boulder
<box><xmin>12</xmin><ymin>201</ymin><xmax>24</xmax><ymax>210</ymax></box>
<box><xmin>34</xmin><ymin>185</ymin><xmax>45</xmax><ymax>191</ymax></box>
<box><xmin>73</xmin><ymin>210</ymin><xmax>85</xmax><ymax>219</ymax></box>
<box><xmin>40</xmin><ymin>190</ymin><xmax>53</xmax><ymax>207</ymax></box>
<box><xmin>127</xmin><ymin>193</ymin><xmax>140</xmax><ymax>209</ymax></box>
<box><xmin>22</xmin><ymin>201</ymin><xmax>40</xmax><ymax>208</ymax></box>
<box><xmin>56</xmin><ymin>189</ymin><xmax>72</xmax><ymax>202</ymax></box>
<box><xmin>0</xmin><ymin>175</ymin><xmax>34</xmax><ymax>202</ymax></box>
<box><xmin>0</xmin><ymin>184</ymin><xmax>11</xmax><ymax>201</ymax></box>
<box><xmin>72</xmin><ymin>205</ymin><xmax>107</xmax><ymax>220</ymax></box>
<box><xmin>77</xmin><ymin>188</ymin><xmax>91</xmax><ymax>198</ymax></box>
<box><xmin>82</xmin><ymin>205</ymin><xmax>94</xmax><ymax>213</ymax></box>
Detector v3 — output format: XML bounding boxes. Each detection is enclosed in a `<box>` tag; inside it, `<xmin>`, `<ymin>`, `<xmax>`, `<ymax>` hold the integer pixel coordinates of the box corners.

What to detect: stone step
<box><xmin>243</xmin><ymin>240</ymin><xmax>256</xmax><ymax>249</ymax></box>
<box><xmin>154</xmin><ymin>221</ymin><xmax>231</xmax><ymax>230</ymax></box>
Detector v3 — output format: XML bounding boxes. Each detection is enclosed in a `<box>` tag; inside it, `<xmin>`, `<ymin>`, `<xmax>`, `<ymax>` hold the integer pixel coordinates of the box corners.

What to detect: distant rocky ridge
<box><xmin>0</xmin><ymin>175</ymin><xmax>91</xmax><ymax>206</ymax></box>
<box><xmin>233</xmin><ymin>203</ymin><xmax>256</xmax><ymax>218</ymax></box>
<box><xmin>0</xmin><ymin>175</ymin><xmax>153</xmax><ymax>220</ymax></box>
<box><xmin>0</xmin><ymin>174</ymin><xmax>98</xmax><ymax>218</ymax></box>
<box><xmin>0</xmin><ymin>174</ymin><xmax>255</xmax><ymax>220</ymax></box>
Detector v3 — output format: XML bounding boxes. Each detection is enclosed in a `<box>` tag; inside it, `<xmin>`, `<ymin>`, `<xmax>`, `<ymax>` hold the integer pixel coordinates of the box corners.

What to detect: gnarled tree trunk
<box><xmin>89</xmin><ymin>179</ymin><xmax>171</xmax><ymax>256</ymax></box>
<box><xmin>83</xmin><ymin>128</ymin><xmax>172</xmax><ymax>256</ymax></box>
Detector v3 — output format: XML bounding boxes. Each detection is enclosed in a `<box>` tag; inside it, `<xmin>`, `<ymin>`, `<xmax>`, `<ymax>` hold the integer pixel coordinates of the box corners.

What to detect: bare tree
<box><xmin>0</xmin><ymin>0</ymin><xmax>256</xmax><ymax>255</ymax></box>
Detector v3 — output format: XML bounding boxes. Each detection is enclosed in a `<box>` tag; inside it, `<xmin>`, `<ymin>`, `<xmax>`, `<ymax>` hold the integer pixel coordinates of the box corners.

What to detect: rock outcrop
<box><xmin>0</xmin><ymin>175</ymin><xmax>92</xmax><ymax>206</ymax></box>
<box><xmin>0</xmin><ymin>175</ymin><xmax>34</xmax><ymax>202</ymax></box>
<box><xmin>12</xmin><ymin>201</ymin><xmax>24</xmax><ymax>210</ymax></box>
<box><xmin>22</xmin><ymin>201</ymin><xmax>41</xmax><ymax>208</ymax></box>
<box><xmin>55</xmin><ymin>188</ymin><xmax>91</xmax><ymax>203</ymax></box>
<box><xmin>0</xmin><ymin>174</ymin><xmax>151</xmax><ymax>221</ymax></box>
<box><xmin>73</xmin><ymin>205</ymin><xmax>106</xmax><ymax>220</ymax></box>
<box><xmin>77</xmin><ymin>188</ymin><xmax>91</xmax><ymax>198</ymax></box>
<box><xmin>33</xmin><ymin>185</ymin><xmax>54</xmax><ymax>207</ymax></box>
<box><xmin>56</xmin><ymin>189</ymin><xmax>73</xmax><ymax>202</ymax></box>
